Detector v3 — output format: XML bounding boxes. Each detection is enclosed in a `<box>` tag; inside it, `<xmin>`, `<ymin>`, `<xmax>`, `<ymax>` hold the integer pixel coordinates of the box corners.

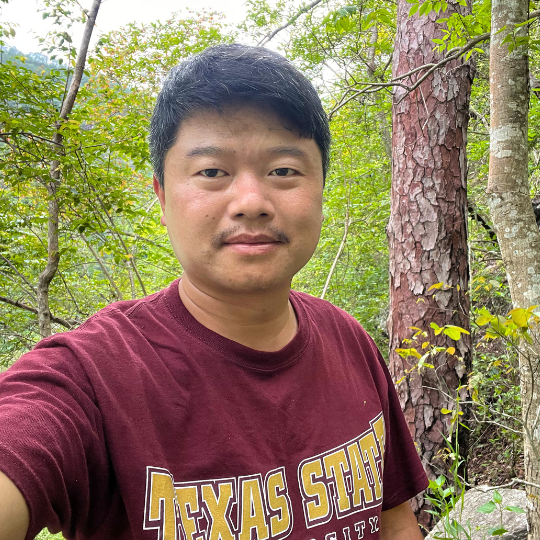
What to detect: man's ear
<box><xmin>153</xmin><ymin>175</ymin><xmax>167</xmax><ymax>227</ymax></box>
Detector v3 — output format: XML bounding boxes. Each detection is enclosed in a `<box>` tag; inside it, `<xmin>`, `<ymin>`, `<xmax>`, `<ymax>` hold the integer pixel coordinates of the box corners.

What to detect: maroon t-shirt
<box><xmin>0</xmin><ymin>280</ymin><xmax>427</xmax><ymax>540</ymax></box>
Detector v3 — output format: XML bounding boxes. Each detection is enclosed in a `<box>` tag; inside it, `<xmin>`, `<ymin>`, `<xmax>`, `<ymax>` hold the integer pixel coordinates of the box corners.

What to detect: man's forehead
<box><xmin>176</xmin><ymin>104</ymin><xmax>290</xmax><ymax>136</ymax></box>
<box><xmin>169</xmin><ymin>106</ymin><xmax>321</xmax><ymax>158</ymax></box>
<box><xmin>184</xmin><ymin>145</ymin><xmax>311</xmax><ymax>159</ymax></box>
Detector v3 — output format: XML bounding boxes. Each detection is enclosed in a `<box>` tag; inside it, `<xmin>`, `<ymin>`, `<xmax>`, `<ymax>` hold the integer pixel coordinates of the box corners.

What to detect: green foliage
<box><xmin>427</xmin><ymin>476</ymin><xmax>525</xmax><ymax>539</ymax></box>
<box><xmin>426</xmin><ymin>475</ymin><xmax>473</xmax><ymax>540</ymax></box>
<box><xmin>293</xmin><ymin>104</ymin><xmax>391</xmax><ymax>349</ymax></box>
<box><xmin>0</xmin><ymin>6</ymin><xmax>233</xmax><ymax>365</ymax></box>
<box><xmin>323</xmin><ymin>5</ymin><xmax>359</xmax><ymax>34</ymax></box>
<box><xmin>406</xmin><ymin>0</ymin><xmax>454</xmax><ymax>18</ymax></box>
<box><xmin>475</xmin><ymin>490</ymin><xmax>525</xmax><ymax>537</ymax></box>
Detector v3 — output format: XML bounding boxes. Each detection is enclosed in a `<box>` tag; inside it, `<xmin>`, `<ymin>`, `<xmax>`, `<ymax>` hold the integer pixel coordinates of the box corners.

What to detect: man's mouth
<box><xmin>222</xmin><ymin>233</ymin><xmax>284</xmax><ymax>255</ymax></box>
<box><xmin>223</xmin><ymin>233</ymin><xmax>281</xmax><ymax>244</ymax></box>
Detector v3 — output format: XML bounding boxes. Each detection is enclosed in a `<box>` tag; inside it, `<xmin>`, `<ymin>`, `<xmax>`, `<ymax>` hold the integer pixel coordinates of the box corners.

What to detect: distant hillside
<box><xmin>0</xmin><ymin>46</ymin><xmax>89</xmax><ymax>88</ymax></box>
<box><xmin>1</xmin><ymin>46</ymin><xmax>61</xmax><ymax>73</ymax></box>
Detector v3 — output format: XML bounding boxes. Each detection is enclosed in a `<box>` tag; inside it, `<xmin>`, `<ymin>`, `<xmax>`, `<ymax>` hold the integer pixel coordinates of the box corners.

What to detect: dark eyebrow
<box><xmin>185</xmin><ymin>145</ymin><xmax>308</xmax><ymax>158</ymax></box>
<box><xmin>185</xmin><ymin>146</ymin><xmax>229</xmax><ymax>157</ymax></box>
<box><xmin>266</xmin><ymin>146</ymin><xmax>308</xmax><ymax>158</ymax></box>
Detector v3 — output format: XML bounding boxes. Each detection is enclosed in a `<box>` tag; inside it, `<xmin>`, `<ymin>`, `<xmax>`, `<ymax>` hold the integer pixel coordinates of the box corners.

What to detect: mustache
<box><xmin>212</xmin><ymin>226</ymin><xmax>290</xmax><ymax>248</ymax></box>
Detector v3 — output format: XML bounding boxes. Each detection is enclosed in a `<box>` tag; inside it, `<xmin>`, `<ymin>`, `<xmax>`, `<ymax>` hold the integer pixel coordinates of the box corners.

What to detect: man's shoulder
<box><xmin>38</xmin><ymin>284</ymin><xmax>174</xmax><ymax>351</ymax></box>
<box><xmin>83</xmin><ymin>288</ymin><xmax>166</xmax><ymax>324</ymax></box>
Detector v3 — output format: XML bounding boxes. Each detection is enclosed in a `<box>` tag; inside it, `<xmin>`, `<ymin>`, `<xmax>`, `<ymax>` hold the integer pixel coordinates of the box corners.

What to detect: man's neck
<box><xmin>178</xmin><ymin>276</ymin><xmax>298</xmax><ymax>352</ymax></box>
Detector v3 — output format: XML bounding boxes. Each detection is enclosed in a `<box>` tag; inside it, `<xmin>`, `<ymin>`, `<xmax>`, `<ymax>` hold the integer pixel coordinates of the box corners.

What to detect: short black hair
<box><xmin>150</xmin><ymin>43</ymin><xmax>331</xmax><ymax>187</ymax></box>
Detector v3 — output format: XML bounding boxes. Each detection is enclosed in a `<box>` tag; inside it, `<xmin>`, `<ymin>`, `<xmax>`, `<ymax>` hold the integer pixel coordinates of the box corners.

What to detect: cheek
<box><xmin>285</xmin><ymin>196</ymin><xmax>323</xmax><ymax>249</ymax></box>
<box><xmin>165</xmin><ymin>190</ymin><xmax>220</xmax><ymax>232</ymax></box>
<box><xmin>291</xmin><ymin>191</ymin><xmax>323</xmax><ymax>226</ymax></box>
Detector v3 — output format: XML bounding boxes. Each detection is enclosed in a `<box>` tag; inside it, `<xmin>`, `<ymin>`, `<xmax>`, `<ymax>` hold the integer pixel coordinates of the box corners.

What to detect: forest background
<box><xmin>1</xmin><ymin>0</ymin><xmax>540</xmax><ymax>537</ymax></box>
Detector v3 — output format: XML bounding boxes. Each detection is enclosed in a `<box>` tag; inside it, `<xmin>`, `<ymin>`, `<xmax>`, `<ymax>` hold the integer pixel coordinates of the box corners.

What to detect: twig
<box><xmin>465</xmin><ymin>478</ymin><xmax>540</xmax><ymax>491</ymax></box>
<box><xmin>328</xmin><ymin>10</ymin><xmax>540</xmax><ymax>117</ymax></box>
<box><xmin>258</xmin><ymin>0</ymin><xmax>325</xmax><ymax>46</ymax></box>
<box><xmin>470</xmin><ymin>107</ymin><xmax>490</xmax><ymax>131</ymax></box>
<box><xmin>80</xmin><ymin>233</ymin><xmax>124</xmax><ymax>300</ymax></box>
<box><xmin>321</xmin><ymin>195</ymin><xmax>350</xmax><ymax>300</ymax></box>
<box><xmin>0</xmin><ymin>253</ymin><xmax>37</xmax><ymax>296</ymax></box>
<box><xmin>58</xmin><ymin>0</ymin><xmax>101</xmax><ymax>121</ymax></box>
<box><xmin>119</xmin><ymin>231</ymin><xmax>171</xmax><ymax>252</ymax></box>
<box><xmin>0</xmin><ymin>295</ymin><xmax>75</xmax><ymax>329</ymax></box>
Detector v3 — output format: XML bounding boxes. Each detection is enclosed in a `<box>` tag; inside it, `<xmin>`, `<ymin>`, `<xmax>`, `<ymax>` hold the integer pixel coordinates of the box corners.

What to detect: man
<box><xmin>0</xmin><ymin>44</ymin><xmax>427</xmax><ymax>540</ymax></box>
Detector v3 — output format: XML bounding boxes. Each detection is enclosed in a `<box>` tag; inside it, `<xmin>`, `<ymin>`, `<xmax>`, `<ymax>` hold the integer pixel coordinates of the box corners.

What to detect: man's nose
<box><xmin>227</xmin><ymin>172</ymin><xmax>275</xmax><ymax>220</ymax></box>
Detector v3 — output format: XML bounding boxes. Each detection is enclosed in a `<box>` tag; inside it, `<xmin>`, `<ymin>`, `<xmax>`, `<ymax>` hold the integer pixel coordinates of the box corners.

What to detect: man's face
<box><xmin>154</xmin><ymin>104</ymin><xmax>324</xmax><ymax>296</ymax></box>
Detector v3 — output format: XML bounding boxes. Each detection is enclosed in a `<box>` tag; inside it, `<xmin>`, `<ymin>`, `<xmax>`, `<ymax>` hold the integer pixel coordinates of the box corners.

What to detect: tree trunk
<box><xmin>36</xmin><ymin>0</ymin><xmax>102</xmax><ymax>338</ymax></box>
<box><xmin>388</xmin><ymin>0</ymin><xmax>474</xmax><ymax>530</ymax></box>
<box><xmin>37</xmin><ymin>176</ymin><xmax>61</xmax><ymax>338</ymax></box>
<box><xmin>486</xmin><ymin>0</ymin><xmax>540</xmax><ymax>535</ymax></box>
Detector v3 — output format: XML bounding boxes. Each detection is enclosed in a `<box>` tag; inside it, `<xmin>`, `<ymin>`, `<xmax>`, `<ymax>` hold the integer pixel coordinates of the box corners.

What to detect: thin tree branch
<box><xmin>90</xmin><ymin>191</ymin><xmax>147</xmax><ymax>296</ymax></box>
<box><xmin>120</xmin><ymin>231</ymin><xmax>171</xmax><ymax>252</ymax></box>
<box><xmin>257</xmin><ymin>0</ymin><xmax>325</xmax><ymax>46</ymax></box>
<box><xmin>0</xmin><ymin>295</ymin><xmax>75</xmax><ymax>329</ymax></box>
<box><xmin>57</xmin><ymin>269</ymin><xmax>83</xmax><ymax>315</ymax></box>
<box><xmin>58</xmin><ymin>0</ymin><xmax>101</xmax><ymax>121</ymax></box>
<box><xmin>80</xmin><ymin>233</ymin><xmax>124</xmax><ymax>300</ymax></box>
<box><xmin>0</xmin><ymin>253</ymin><xmax>37</xmax><ymax>296</ymax></box>
<box><xmin>468</xmin><ymin>201</ymin><xmax>498</xmax><ymax>242</ymax></box>
<box><xmin>329</xmin><ymin>10</ymin><xmax>540</xmax><ymax>118</ymax></box>
<box><xmin>464</xmin><ymin>478</ymin><xmax>540</xmax><ymax>491</ymax></box>
<box><xmin>321</xmin><ymin>203</ymin><xmax>350</xmax><ymax>300</ymax></box>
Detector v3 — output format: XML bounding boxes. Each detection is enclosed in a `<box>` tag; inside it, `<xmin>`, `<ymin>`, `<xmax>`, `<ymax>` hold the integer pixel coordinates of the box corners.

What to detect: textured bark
<box><xmin>37</xmin><ymin>178</ymin><xmax>61</xmax><ymax>338</ymax></box>
<box><xmin>36</xmin><ymin>0</ymin><xmax>102</xmax><ymax>338</ymax></box>
<box><xmin>388</xmin><ymin>0</ymin><xmax>474</xmax><ymax>530</ymax></box>
<box><xmin>486</xmin><ymin>0</ymin><xmax>540</xmax><ymax>535</ymax></box>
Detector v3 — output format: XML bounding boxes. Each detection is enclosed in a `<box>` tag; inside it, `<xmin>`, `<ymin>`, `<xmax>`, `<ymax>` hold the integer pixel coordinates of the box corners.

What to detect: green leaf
<box><xmin>488</xmin><ymin>527</ymin><xmax>507</xmax><ymax>536</ymax></box>
<box><xmin>428</xmin><ymin>478</ymin><xmax>441</xmax><ymax>490</ymax></box>
<box><xmin>409</xmin><ymin>3</ymin><xmax>420</xmax><ymax>16</ymax></box>
<box><xmin>430</xmin><ymin>322</ymin><xmax>444</xmax><ymax>335</ymax></box>
<box><xmin>418</xmin><ymin>2</ymin><xmax>430</xmax><ymax>16</ymax></box>
<box><xmin>443</xmin><ymin>325</ymin><xmax>470</xmax><ymax>340</ymax></box>
<box><xmin>493</xmin><ymin>490</ymin><xmax>502</xmax><ymax>503</ymax></box>
<box><xmin>477</xmin><ymin>501</ymin><xmax>496</xmax><ymax>513</ymax></box>
<box><xmin>509</xmin><ymin>308</ymin><xmax>530</xmax><ymax>328</ymax></box>
<box><xmin>505</xmin><ymin>505</ymin><xmax>526</xmax><ymax>513</ymax></box>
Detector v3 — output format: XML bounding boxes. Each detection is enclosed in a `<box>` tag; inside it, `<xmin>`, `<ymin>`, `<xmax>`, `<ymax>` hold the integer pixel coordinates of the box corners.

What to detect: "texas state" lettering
<box><xmin>143</xmin><ymin>413</ymin><xmax>385</xmax><ymax>539</ymax></box>
<box><xmin>297</xmin><ymin>414</ymin><xmax>385</xmax><ymax>529</ymax></box>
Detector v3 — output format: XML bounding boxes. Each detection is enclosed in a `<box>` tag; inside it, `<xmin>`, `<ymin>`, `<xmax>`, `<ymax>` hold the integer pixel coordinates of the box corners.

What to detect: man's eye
<box><xmin>199</xmin><ymin>169</ymin><xmax>226</xmax><ymax>178</ymax></box>
<box><xmin>270</xmin><ymin>168</ymin><xmax>297</xmax><ymax>177</ymax></box>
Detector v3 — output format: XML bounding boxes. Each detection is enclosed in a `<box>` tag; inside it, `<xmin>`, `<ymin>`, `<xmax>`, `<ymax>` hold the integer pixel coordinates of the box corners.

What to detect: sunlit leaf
<box><xmin>477</xmin><ymin>501</ymin><xmax>496</xmax><ymax>514</ymax></box>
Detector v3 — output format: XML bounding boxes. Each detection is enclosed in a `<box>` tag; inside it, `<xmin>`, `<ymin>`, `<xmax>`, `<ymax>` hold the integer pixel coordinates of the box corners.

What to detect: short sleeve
<box><xmin>376</xmin><ymin>349</ymin><xmax>429</xmax><ymax>510</ymax></box>
<box><xmin>0</xmin><ymin>340</ymin><xmax>112</xmax><ymax>539</ymax></box>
